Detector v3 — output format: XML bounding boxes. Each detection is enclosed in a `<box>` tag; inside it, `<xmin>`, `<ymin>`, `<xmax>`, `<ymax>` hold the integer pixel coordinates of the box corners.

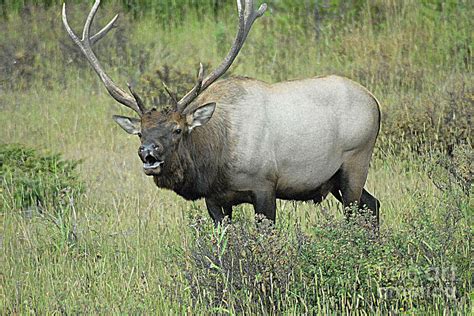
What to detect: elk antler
<box><xmin>176</xmin><ymin>0</ymin><xmax>267</xmax><ymax>112</ymax></box>
<box><xmin>62</xmin><ymin>0</ymin><xmax>145</xmax><ymax>115</ymax></box>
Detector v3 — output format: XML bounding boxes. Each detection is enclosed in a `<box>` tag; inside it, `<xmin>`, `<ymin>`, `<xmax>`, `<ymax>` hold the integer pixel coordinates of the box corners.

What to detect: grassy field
<box><xmin>1</xmin><ymin>0</ymin><xmax>472</xmax><ymax>314</ymax></box>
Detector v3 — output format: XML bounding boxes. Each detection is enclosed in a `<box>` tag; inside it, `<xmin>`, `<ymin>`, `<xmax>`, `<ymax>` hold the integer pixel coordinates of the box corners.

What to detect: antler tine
<box><xmin>127</xmin><ymin>83</ymin><xmax>147</xmax><ymax>113</ymax></box>
<box><xmin>176</xmin><ymin>0</ymin><xmax>266</xmax><ymax>112</ymax></box>
<box><xmin>62</xmin><ymin>1</ymin><xmax>143</xmax><ymax>116</ymax></box>
<box><xmin>176</xmin><ymin>63</ymin><xmax>204</xmax><ymax>112</ymax></box>
<box><xmin>90</xmin><ymin>14</ymin><xmax>118</xmax><ymax>45</ymax></box>
<box><xmin>256</xmin><ymin>2</ymin><xmax>267</xmax><ymax>17</ymax></box>
<box><xmin>82</xmin><ymin>0</ymin><xmax>100</xmax><ymax>42</ymax></box>
<box><xmin>162</xmin><ymin>81</ymin><xmax>178</xmax><ymax>108</ymax></box>
<box><xmin>62</xmin><ymin>3</ymin><xmax>81</xmax><ymax>44</ymax></box>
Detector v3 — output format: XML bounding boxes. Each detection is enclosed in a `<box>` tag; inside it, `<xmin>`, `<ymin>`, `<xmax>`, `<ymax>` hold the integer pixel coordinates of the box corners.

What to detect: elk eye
<box><xmin>137</xmin><ymin>132</ymin><xmax>142</xmax><ymax>138</ymax></box>
<box><xmin>174</xmin><ymin>128</ymin><xmax>182</xmax><ymax>135</ymax></box>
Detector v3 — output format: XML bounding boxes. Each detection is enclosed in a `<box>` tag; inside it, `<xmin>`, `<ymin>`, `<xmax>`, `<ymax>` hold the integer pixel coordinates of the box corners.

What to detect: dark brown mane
<box><xmin>152</xmin><ymin>107</ymin><xmax>233</xmax><ymax>200</ymax></box>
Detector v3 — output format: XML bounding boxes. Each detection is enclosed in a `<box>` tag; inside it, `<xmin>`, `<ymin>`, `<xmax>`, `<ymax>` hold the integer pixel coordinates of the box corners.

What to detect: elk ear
<box><xmin>112</xmin><ymin>115</ymin><xmax>141</xmax><ymax>135</ymax></box>
<box><xmin>186</xmin><ymin>102</ymin><xmax>216</xmax><ymax>133</ymax></box>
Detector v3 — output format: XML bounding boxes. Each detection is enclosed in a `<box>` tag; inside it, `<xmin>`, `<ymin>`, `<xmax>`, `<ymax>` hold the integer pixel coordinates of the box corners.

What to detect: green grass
<box><xmin>1</xmin><ymin>0</ymin><xmax>472</xmax><ymax>313</ymax></box>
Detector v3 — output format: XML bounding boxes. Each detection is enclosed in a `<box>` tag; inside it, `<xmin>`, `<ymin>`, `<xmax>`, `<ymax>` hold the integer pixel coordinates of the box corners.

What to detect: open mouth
<box><xmin>143</xmin><ymin>156</ymin><xmax>164</xmax><ymax>174</ymax></box>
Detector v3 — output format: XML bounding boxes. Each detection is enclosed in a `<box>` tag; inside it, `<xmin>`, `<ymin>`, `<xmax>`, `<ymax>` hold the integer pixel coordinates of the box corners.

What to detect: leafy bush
<box><xmin>181</xmin><ymin>214</ymin><xmax>302</xmax><ymax>314</ymax></box>
<box><xmin>299</xmin><ymin>207</ymin><xmax>471</xmax><ymax>314</ymax></box>
<box><xmin>180</xmin><ymin>200</ymin><xmax>471</xmax><ymax>314</ymax></box>
<box><xmin>0</xmin><ymin>143</ymin><xmax>83</xmax><ymax>213</ymax></box>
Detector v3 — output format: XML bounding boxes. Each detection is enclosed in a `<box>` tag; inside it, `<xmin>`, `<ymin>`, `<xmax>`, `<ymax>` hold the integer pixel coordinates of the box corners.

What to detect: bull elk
<box><xmin>62</xmin><ymin>0</ymin><xmax>381</xmax><ymax>225</ymax></box>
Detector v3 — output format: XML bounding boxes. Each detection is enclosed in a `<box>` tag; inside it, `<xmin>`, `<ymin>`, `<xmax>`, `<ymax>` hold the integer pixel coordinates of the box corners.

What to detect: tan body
<box><xmin>186</xmin><ymin>75</ymin><xmax>380</xmax><ymax>222</ymax></box>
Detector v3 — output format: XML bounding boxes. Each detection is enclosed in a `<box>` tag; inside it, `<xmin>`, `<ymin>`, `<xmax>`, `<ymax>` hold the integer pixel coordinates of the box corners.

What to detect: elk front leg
<box><xmin>223</xmin><ymin>205</ymin><xmax>233</xmax><ymax>221</ymax></box>
<box><xmin>205</xmin><ymin>198</ymin><xmax>225</xmax><ymax>225</ymax></box>
<box><xmin>252</xmin><ymin>190</ymin><xmax>276</xmax><ymax>222</ymax></box>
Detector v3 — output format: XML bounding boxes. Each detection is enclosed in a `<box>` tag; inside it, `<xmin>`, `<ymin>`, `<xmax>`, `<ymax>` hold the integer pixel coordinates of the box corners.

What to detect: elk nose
<box><xmin>138</xmin><ymin>143</ymin><xmax>162</xmax><ymax>161</ymax></box>
<box><xmin>139</xmin><ymin>143</ymin><xmax>154</xmax><ymax>154</ymax></box>
<box><xmin>139</xmin><ymin>144</ymin><xmax>152</xmax><ymax>156</ymax></box>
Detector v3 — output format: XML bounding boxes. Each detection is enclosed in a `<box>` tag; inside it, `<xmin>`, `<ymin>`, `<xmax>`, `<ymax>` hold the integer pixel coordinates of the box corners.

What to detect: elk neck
<box><xmin>153</xmin><ymin>105</ymin><xmax>234</xmax><ymax>200</ymax></box>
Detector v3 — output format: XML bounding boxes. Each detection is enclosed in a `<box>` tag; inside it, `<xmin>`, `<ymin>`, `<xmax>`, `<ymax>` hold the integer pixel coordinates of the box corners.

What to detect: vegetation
<box><xmin>1</xmin><ymin>144</ymin><xmax>83</xmax><ymax>212</ymax></box>
<box><xmin>0</xmin><ymin>0</ymin><xmax>472</xmax><ymax>313</ymax></box>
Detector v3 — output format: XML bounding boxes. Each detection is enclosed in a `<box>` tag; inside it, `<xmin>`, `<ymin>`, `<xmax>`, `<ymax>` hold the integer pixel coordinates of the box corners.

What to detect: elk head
<box><xmin>62</xmin><ymin>0</ymin><xmax>266</xmax><ymax>176</ymax></box>
<box><xmin>112</xmin><ymin>102</ymin><xmax>216</xmax><ymax>175</ymax></box>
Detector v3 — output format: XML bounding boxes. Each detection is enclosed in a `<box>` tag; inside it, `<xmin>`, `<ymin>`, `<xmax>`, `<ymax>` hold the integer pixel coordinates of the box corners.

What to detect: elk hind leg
<box><xmin>360</xmin><ymin>189</ymin><xmax>380</xmax><ymax>226</ymax></box>
<box><xmin>331</xmin><ymin>153</ymin><xmax>379</xmax><ymax>226</ymax></box>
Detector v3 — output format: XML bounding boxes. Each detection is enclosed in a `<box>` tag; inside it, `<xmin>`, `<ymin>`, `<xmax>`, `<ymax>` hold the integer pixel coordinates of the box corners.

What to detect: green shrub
<box><xmin>0</xmin><ymin>143</ymin><xmax>83</xmax><ymax>213</ymax></box>
<box><xmin>299</xmin><ymin>205</ymin><xmax>471</xmax><ymax>314</ymax></box>
<box><xmin>180</xmin><ymin>200</ymin><xmax>471</xmax><ymax>314</ymax></box>
<box><xmin>181</xmin><ymin>214</ymin><xmax>302</xmax><ymax>314</ymax></box>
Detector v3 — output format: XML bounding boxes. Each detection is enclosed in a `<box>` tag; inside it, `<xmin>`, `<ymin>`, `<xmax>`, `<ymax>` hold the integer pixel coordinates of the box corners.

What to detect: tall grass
<box><xmin>1</xmin><ymin>0</ymin><xmax>472</xmax><ymax>313</ymax></box>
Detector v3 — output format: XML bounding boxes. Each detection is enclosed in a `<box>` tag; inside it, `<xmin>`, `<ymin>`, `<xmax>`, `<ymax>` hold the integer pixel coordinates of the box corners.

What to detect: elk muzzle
<box><xmin>139</xmin><ymin>143</ymin><xmax>164</xmax><ymax>175</ymax></box>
